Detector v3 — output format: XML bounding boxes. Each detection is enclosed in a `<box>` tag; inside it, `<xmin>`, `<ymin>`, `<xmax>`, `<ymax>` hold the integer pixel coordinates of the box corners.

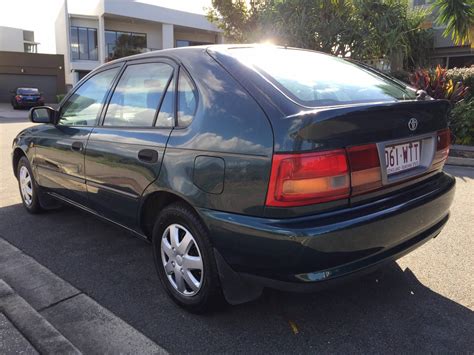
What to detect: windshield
<box><xmin>18</xmin><ymin>88</ymin><xmax>39</xmax><ymax>95</ymax></box>
<box><xmin>229</xmin><ymin>47</ymin><xmax>416</xmax><ymax>107</ymax></box>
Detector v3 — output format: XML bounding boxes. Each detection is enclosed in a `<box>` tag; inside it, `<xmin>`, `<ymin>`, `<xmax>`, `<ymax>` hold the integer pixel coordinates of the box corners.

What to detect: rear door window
<box><xmin>104</xmin><ymin>62</ymin><xmax>174</xmax><ymax>127</ymax></box>
<box><xmin>229</xmin><ymin>47</ymin><xmax>416</xmax><ymax>107</ymax></box>
<box><xmin>177</xmin><ymin>69</ymin><xmax>197</xmax><ymax>127</ymax></box>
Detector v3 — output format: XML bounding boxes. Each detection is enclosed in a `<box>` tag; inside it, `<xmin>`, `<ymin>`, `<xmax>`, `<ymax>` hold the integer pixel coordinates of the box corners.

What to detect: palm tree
<box><xmin>432</xmin><ymin>0</ymin><xmax>474</xmax><ymax>46</ymax></box>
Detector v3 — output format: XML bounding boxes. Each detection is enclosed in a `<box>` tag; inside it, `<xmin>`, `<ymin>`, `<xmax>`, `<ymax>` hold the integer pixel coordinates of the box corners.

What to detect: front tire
<box><xmin>17</xmin><ymin>157</ymin><xmax>43</xmax><ymax>214</ymax></box>
<box><xmin>152</xmin><ymin>202</ymin><xmax>224</xmax><ymax>313</ymax></box>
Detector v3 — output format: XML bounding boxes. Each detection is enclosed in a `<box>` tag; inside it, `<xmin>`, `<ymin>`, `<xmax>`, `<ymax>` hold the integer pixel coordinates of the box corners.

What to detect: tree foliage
<box><xmin>207</xmin><ymin>0</ymin><xmax>433</xmax><ymax>69</ymax></box>
<box><xmin>432</xmin><ymin>0</ymin><xmax>474</xmax><ymax>47</ymax></box>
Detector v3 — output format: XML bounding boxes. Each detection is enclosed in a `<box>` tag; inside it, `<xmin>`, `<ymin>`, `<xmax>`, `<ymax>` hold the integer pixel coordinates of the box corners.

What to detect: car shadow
<box><xmin>0</xmin><ymin>202</ymin><xmax>472</xmax><ymax>353</ymax></box>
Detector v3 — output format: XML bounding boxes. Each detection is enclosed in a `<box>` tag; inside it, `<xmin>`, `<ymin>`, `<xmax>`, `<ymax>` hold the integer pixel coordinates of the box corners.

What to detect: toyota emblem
<box><xmin>408</xmin><ymin>118</ymin><xmax>418</xmax><ymax>131</ymax></box>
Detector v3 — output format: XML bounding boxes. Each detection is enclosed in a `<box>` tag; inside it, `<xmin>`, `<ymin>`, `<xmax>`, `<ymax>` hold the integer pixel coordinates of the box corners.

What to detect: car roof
<box><xmin>102</xmin><ymin>44</ymin><xmax>320</xmax><ymax>66</ymax></box>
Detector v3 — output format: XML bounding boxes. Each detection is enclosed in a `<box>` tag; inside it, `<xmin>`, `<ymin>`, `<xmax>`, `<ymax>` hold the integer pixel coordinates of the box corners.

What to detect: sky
<box><xmin>0</xmin><ymin>0</ymin><xmax>212</xmax><ymax>54</ymax></box>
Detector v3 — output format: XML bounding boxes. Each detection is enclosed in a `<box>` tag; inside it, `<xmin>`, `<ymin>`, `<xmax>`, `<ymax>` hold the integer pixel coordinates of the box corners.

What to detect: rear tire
<box><xmin>152</xmin><ymin>202</ymin><xmax>224</xmax><ymax>313</ymax></box>
<box><xmin>17</xmin><ymin>157</ymin><xmax>43</xmax><ymax>214</ymax></box>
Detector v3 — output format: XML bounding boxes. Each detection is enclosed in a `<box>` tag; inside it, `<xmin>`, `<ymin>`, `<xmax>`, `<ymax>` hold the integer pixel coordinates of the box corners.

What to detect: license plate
<box><xmin>384</xmin><ymin>141</ymin><xmax>421</xmax><ymax>175</ymax></box>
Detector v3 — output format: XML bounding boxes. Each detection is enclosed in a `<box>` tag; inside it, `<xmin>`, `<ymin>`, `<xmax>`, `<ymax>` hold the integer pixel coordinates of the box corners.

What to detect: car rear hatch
<box><xmin>264</xmin><ymin>100</ymin><xmax>451</xmax><ymax>214</ymax></box>
<box><xmin>208</xmin><ymin>46</ymin><xmax>451</xmax><ymax>216</ymax></box>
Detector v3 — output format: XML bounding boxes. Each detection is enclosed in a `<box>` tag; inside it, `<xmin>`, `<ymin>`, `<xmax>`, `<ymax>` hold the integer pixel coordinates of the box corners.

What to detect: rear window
<box><xmin>229</xmin><ymin>47</ymin><xmax>416</xmax><ymax>107</ymax></box>
<box><xmin>18</xmin><ymin>88</ymin><xmax>39</xmax><ymax>95</ymax></box>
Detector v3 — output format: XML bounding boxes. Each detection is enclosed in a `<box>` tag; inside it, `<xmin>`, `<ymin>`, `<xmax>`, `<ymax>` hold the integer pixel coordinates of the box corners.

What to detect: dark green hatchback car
<box><xmin>12</xmin><ymin>45</ymin><xmax>455</xmax><ymax>312</ymax></box>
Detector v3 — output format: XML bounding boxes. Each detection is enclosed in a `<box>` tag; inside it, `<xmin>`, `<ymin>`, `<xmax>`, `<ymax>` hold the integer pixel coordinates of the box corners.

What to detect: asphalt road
<box><xmin>1</xmin><ymin>107</ymin><xmax>473</xmax><ymax>353</ymax></box>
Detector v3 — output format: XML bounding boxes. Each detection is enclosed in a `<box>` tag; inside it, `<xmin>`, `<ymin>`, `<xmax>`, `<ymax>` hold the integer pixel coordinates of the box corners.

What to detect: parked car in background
<box><xmin>11</xmin><ymin>45</ymin><xmax>455</xmax><ymax>313</ymax></box>
<box><xmin>10</xmin><ymin>87</ymin><xmax>44</xmax><ymax>109</ymax></box>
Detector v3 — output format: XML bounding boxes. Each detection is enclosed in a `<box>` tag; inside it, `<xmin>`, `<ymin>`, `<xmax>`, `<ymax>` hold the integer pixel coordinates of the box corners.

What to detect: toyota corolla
<box><xmin>12</xmin><ymin>45</ymin><xmax>455</xmax><ymax>312</ymax></box>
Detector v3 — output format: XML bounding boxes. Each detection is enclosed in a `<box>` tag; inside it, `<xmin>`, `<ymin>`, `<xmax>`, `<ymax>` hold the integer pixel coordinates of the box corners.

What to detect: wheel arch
<box><xmin>139</xmin><ymin>190</ymin><xmax>203</xmax><ymax>240</ymax></box>
<box><xmin>12</xmin><ymin>147</ymin><xmax>27</xmax><ymax>178</ymax></box>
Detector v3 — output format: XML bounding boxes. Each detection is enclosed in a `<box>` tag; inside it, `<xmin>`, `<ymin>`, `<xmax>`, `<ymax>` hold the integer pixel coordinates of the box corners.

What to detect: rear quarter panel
<box><xmin>143</xmin><ymin>50</ymin><xmax>274</xmax><ymax>217</ymax></box>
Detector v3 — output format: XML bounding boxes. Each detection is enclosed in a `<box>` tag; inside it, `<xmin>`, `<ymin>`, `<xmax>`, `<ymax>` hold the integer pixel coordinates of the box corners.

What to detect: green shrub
<box><xmin>450</xmin><ymin>97</ymin><xmax>474</xmax><ymax>145</ymax></box>
<box><xmin>447</xmin><ymin>67</ymin><xmax>474</xmax><ymax>99</ymax></box>
<box><xmin>56</xmin><ymin>94</ymin><xmax>66</xmax><ymax>103</ymax></box>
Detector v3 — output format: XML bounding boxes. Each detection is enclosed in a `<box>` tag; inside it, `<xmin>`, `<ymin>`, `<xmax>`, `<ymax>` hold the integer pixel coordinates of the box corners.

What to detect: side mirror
<box><xmin>29</xmin><ymin>106</ymin><xmax>57</xmax><ymax>124</ymax></box>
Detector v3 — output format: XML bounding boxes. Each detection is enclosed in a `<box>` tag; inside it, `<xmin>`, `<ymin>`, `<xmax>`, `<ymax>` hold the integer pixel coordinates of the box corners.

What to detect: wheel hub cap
<box><xmin>19</xmin><ymin>166</ymin><xmax>33</xmax><ymax>206</ymax></box>
<box><xmin>160</xmin><ymin>224</ymin><xmax>203</xmax><ymax>296</ymax></box>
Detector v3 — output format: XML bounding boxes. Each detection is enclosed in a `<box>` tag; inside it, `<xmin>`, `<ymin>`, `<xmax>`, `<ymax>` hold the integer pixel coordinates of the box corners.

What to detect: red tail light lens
<box><xmin>15</xmin><ymin>95</ymin><xmax>22</xmax><ymax>101</ymax></box>
<box><xmin>347</xmin><ymin>144</ymin><xmax>382</xmax><ymax>195</ymax></box>
<box><xmin>267</xmin><ymin>130</ymin><xmax>450</xmax><ymax>208</ymax></box>
<box><xmin>432</xmin><ymin>128</ymin><xmax>450</xmax><ymax>169</ymax></box>
<box><xmin>266</xmin><ymin>149</ymin><xmax>350</xmax><ymax>207</ymax></box>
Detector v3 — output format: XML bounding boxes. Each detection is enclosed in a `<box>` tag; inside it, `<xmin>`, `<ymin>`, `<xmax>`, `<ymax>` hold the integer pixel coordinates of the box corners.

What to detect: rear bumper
<box><xmin>200</xmin><ymin>172</ymin><xmax>455</xmax><ymax>293</ymax></box>
<box><xmin>17</xmin><ymin>101</ymin><xmax>42</xmax><ymax>107</ymax></box>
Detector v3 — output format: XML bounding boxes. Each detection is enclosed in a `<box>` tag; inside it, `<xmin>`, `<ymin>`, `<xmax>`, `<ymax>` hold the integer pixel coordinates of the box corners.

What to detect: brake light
<box><xmin>266</xmin><ymin>150</ymin><xmax>350</xmax><ymax>207</ymax></box>
<box><xmin>347</xmin><ymin>144</ymin><xmax>382</xmax><ymax>195</ymax></box>
<box><xmin>267</xmin><ymin>130</ymin><xmax>450</xmax><ymax>208</ymax></box>
<box><xmin>15</xmin><ymin>95</ymin><xmax>22</xmax><ymax>101</ymax></box>
<box><xmin>432</xmin><ymin>128</ymin><xmax>450</xmax><ymax>169</ymax></box>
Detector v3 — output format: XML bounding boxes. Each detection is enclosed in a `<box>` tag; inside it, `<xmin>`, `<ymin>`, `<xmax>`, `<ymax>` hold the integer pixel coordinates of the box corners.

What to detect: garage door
<box><xmin>0</xmin><ymin>74</ymin><xmax>57</xmax><ymax>103</ymax></box>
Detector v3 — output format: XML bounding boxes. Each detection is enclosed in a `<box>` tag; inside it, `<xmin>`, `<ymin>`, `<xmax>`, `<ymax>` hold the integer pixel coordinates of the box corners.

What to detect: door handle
<box><xmin>138</xmin><ymin>149</ymin><xmax>159</xmax><ymax>163</ymax></box>
<box><xmin>71</xmin><ymin>141</ymin><xmax>84</xmax><ymax>152</ymax></box>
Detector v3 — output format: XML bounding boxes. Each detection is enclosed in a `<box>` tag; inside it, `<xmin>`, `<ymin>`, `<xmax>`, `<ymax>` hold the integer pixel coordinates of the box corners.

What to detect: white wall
<box><xmin>103</xmin><ymin>0</ymin><xmax>219</xmax><ymax>32</ymax></box>
<box><xmin>70</xmin><ymin>17</ymin><xmax>99</xmax><ymax>29</ymax></box>
<box><xmin>0</xmin><ymin>26</ymin><xmax>24</xmax><ymax>52</ymax></box>
<box><xmin>55</xmin><ymin>2</ymin><xmax>72</xmax><ymax>85</ymax></box>
<box><xmin>67</xmin><ymin>0</ymin><xmax>101</xmax><ymax>16</ymax></box>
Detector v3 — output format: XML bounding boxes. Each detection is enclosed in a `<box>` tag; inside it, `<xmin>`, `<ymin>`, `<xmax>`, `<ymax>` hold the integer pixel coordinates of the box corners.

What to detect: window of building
<box><xmin>104</xmin><ymin>63</ymin><xmax>174</xmax><ymax>127</ymax></box>
<box><xmin>59</xmin><ymin>68</ymin><xmax>119</xmax><ymax>126</ymax></box>
<box><xmin>24</xmin><ymin>43</ymin><xmax>37</xmax><ymax>53</ymax></box>
<box><xmin>105</xmin><ymin>30</ymin><xmax>147</xmax><ymax>61</ymax></box>
<box><xmin>70</xmin><ymin>26</ymin><xmax>98</xmax><ymax>61</ymax></box>
<box><xmin>176</xmin><ymin>40</ymin><xmax>213</xmax><ymax>47</ymax></box>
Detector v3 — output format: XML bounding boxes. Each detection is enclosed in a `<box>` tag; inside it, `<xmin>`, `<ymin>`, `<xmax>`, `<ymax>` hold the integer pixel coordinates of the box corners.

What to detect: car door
<box><xmin>34</xmin><ymin>66</ymin><xmax>121</xmax><ymax>207</ymax></box>
<box><xmin>84</xmin><ymin>59</ymin><xmax>176</xmax><ymax>227</ymax></box>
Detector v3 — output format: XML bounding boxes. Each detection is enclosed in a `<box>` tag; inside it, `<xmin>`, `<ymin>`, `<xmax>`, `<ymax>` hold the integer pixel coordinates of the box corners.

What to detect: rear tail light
<box><xmin>265</xmin><ymin>150</ymin><xmax>350</xmax><ymax>207</ymax></box>
<box><xmin>266</xmin><ymin>129</ymin><xmax>450</xmax><ymax>208</ymax></box>
<box><xmin>15</xmin><ymin>95</ymin><xmax>22</xmax><ymax>101</ymax></box>
<box><xmin>347</xmin><ymin>144</ymin><xmax>382</xmax><ymax>195</ymax></box>
<box><xmin>432</xmin><ymin>128</ymin><xmax>450</xmax><ymax>169</ymax></box>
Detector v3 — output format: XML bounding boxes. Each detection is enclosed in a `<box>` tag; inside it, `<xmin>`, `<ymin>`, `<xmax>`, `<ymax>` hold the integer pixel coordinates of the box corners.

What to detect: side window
<box><xmin>177</xmin><ymin>69</ymin><xmax>197</xmax><ymax>127</ymax></box>
<box><xmin>104</xmin><ymin>62</ymin><xmax>173</xmax><ymax>127</ymax></box>
<box><xmin>59</xmin><ymin>68</ymin><xmax>119</xmax><ymax>126</ymax></box>
<box><xmin>155</xmin><ymin>77</ymin><xmax>175</xmax><ymax>127</ymax></box>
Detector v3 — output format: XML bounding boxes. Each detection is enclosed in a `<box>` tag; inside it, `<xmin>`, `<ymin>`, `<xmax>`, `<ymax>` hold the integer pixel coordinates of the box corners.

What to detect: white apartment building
<box><xmin>0</xmin><ymin>26</ymin><xmax>39</xmax><ymax>53</ymax></box>
<box><xmin>55</xmin><ymin>0</ymin><xmax>223</xmax><ymax>87</ymax></box>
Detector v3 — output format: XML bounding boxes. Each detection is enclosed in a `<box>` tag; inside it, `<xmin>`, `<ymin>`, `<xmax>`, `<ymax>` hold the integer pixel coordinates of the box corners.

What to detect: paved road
<box><xmin>1</xmin><ymin>111</ymin><xmax>473</xmax><ymax>353</ymax></box>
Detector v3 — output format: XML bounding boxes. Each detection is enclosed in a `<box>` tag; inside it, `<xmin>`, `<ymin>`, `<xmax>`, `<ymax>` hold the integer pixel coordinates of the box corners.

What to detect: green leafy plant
<box><xmin>432</xmin><ymin>0</ymin><xmax>474</xmax><ymax>46</ymax></box>
<box><xmin>447</xmin><ymin>67</ymin><xmax>474</xmax><ymax>99</ymax></box>
<box><xmin>409</xmin><ymin>65</ymin><xmax>469</xmax><ymax>103</ymax></box>
<box><xmin>450</xmin><ymin>97</ymin><xmax>474</xmax><ymax>145</ymax></box>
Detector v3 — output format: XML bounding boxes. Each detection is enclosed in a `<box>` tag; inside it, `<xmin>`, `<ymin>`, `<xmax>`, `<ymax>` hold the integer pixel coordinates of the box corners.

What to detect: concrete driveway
<box><xmin>1</xmin><ymin>117</ymin><xmax>473</xmax><ymax>353</ymax></box>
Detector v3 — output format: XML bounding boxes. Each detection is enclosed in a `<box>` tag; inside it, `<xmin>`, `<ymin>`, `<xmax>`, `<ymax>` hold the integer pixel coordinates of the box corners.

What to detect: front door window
<box><xmin>59</xmin><ymin>68</ymin><xmax>119</xmax><ymax>126</ymax></box>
